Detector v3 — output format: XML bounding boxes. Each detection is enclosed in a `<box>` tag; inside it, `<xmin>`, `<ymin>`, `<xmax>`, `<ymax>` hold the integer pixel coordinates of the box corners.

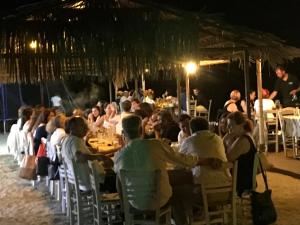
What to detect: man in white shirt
<box><xmin>116</xmin><ymin>100</ymin><xmax>132</xmax><ymax>135</ymax></box>
<box><xmin>254</xmin><ymin>88</ymin><xmax>276</xmax><ymax>119</ymax></box>
<box><xmin>180</xmin><ymin>117</ymin><xmax>230</xmax><ymax>187</ymax></box>
<box><xmin>178</xmin><ymin>114</ymin><xmax>191</xmax><ymax>146</ymax></box>
<box><xmin>114</xmin><ymin>115</ymin><xmax>220</xmax><ymax>225</ymax></box>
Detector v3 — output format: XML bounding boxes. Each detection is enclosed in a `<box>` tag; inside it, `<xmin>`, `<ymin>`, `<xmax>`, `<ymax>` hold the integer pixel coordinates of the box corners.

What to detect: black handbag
<box><xmin>36</xmin><ymin>156</ymin><xmax>50</xmax><ymax>176</ymax></box>
<box><xmin>251</xmin><ymin>159</ymin><xmax>277</xmax><ymax>225</ymax></box>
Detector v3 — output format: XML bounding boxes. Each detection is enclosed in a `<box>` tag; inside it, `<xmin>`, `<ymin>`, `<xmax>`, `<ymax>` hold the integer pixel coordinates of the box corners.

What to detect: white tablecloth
<box><xmin>283</xmin><ymin>116</ymin><xmax>300</xmax><ymax>137</ymax></box>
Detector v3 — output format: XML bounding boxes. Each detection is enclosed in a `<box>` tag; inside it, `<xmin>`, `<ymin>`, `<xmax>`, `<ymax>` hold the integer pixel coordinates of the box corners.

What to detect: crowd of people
<box><xmin>5</xmin><ymin>65</ymin><xmax>299</xmax><ymax>224</ymax></box>
<box><xmin>7</xmin><ymin>96</ymin><xmax>258</xmax><ymax>225</ymax></box>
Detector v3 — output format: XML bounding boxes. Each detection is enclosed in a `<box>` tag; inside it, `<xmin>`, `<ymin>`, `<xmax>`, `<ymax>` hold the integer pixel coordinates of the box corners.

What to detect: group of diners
<box><xmin>7</xmin><ymin>95</ymin><xmax>258</xmax><ymax>225</ymax></box>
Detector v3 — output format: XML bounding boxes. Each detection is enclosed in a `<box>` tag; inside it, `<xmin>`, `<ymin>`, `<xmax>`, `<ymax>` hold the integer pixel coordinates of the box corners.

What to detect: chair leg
<box><xmin>232</xmin><ymin>199</ymin><xmax>237</xmax><ymax>225</ymax></box>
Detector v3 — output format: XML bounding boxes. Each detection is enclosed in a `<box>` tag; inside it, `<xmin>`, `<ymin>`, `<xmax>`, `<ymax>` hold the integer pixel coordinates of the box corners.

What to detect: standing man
<box><xmin>269</xmin><ymin>65</ymin><xmax>300</xmax><ymax>107</ymax></box>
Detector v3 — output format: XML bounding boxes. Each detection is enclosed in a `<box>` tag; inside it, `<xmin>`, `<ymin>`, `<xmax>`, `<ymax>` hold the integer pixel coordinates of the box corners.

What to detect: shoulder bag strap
<box><xmin>243</xmin><ymin>134</ymin><xmax>269</xmax><ymax>191</ymax></box>
<box><xmin>258</xmin><ymin>157</ymin><xmax>269</xmax><ymax>191</ymax></box>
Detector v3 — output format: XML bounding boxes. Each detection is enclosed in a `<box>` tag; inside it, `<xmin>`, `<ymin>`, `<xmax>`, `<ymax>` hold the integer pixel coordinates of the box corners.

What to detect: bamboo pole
<box><xmin>244</xmin><ymin>50</ymin><xmax>251</xmax><ymax>119</ymax></box>
<box><xmin>109</xmin><ymin>81</ymin><xmax>113</xmax><ymax>103</ymax></box>
<box><xmin>142</xmin><ymin>73</ymin><xmax>146</xmax><ymax>93</ymax></box>
<box><xmin>176</xmin><ymin>72</ymin><xmax>181</xmax><ymax>116</ymax></box>
<box><xmin>256</xmin><ymin>58</ymin><xmax>265</xmax><ymax>151</ymax></box>
<box><xmin>134</xmin><ymin>77</ymin><xmax>138</xmax><ymax>97</ymax></box>
<box><xmin>186</xmin><ymin>73</ymin><xmax>190</xmax><ymax>115</ymax></box>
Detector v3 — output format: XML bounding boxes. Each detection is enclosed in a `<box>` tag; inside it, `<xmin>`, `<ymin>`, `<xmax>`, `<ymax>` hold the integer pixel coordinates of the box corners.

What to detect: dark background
<box><xmin>1</xmin><ymin>0</ymin><xmax>300</xmax><ymax>126</ymax></box>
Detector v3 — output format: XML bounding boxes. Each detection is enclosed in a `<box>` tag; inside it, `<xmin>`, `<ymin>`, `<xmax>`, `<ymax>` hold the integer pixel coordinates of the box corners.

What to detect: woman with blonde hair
<box><xmin>224</xmin><ymin>90</ymin><xmax>243</xmax><ymax>113</ymax></box>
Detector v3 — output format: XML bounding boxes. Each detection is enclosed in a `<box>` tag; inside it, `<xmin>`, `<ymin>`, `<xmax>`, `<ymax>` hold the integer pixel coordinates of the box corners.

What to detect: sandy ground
<box><xmin>0</xmin><ymin>132</ymin><xmax>300</xmax><ymax>225</ymax></box>
<box><xmin>0</xmin><ymin>154</ymin><xmax>68</xmax><ymax>225</ymax></box>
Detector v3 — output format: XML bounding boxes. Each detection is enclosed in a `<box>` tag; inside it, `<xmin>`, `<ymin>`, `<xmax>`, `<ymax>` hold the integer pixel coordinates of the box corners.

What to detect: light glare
<box><xmin>29</xmin><ymin>40</ymin><xmax>37</xmax><ymax>49</ymax></box>
<box><xmin>185</xmin><ymin>62</ymin><xmax>197</xmax><ymax>74</ymax></box>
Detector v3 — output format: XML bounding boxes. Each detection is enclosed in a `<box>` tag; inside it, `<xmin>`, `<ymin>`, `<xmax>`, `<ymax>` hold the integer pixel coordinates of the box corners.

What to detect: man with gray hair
<box><xmin>114</xmin><ymin>115</ymin><xmax>217</xmax><ymax>225</ymax></box>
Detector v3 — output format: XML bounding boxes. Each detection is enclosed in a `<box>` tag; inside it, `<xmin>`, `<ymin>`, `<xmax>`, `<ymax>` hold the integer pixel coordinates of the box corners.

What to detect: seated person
<box><xmin>179</xmin><ymin>117</ymin><xmax>231</xmax><ymax>221</ymax></box>
<box><xmin>178</xmin><ymin>114</ymin><xmax>191</xmax><ymax>146</ymax></box>
<box><xmin>114</xmin><ymin>115</ymin><xmax>220</xmax><ymax>225</ymax></box>
<box><xmin>131</xmin><ymin>99</ymin><xmax>141</xmax><ymax>112</ymax></box>
<box><xmin>61</xmin><ymin>116</ymin><xmax>114</xmax><ymax>191</ymax></box>
<box><xmin>116</xmin><ymin>100</ymin><xmax>132</xmax><ymax>135</ymax></box>
<box><xmin>87</xmin><ymin>106</ymin><xmax>103</xmax><ymax>127</ymax></box>
<box><xmin>154</xmin><ymin>110</ymin><xmax>181</xmax><ymax>143</ymax></box>
<box><xmin>101</xmin><ymin>103</ymin><xmax>120</xmax><ymax>129</ymax></box>
<box><xmin>254</xmin><ymin>88</ymin><xmax>276</xmax><ymax>119</ymax></box>
<box><xmin>224</xmin><ymin>90</ymin><xmax>244</xmax><ymax>113</ymax></box>
<box><xmin>180</xmin><ymin>117</ymin><xmax>230</xmax><ymax>186</ymax></box>
<box><xmin>225</xmin><ymin>112</ymin><xmax>256</xmax><ymax>196</ymax></box>
<box><xmin>240</xmin><ymin>90</ymin><xmax>256</xmax><ymax>114</ymax></box>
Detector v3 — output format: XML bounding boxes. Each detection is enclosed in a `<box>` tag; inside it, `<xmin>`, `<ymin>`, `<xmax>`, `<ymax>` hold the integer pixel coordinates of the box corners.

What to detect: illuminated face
<box><xmin>179</xmin><ymin>120</ymin><xmax>190</xmax><ymax>134</ymax></box>
<box><xmin>92</xmin><ymin>107</ymin><xmax>100</xmax><ymax>117</ymax></box>
<box><xmin>250</xmin><ymin>91</ymin><xmax>256</xmax><ymax>101</ymax></box>
<box><xmin>48</xmin><ymin>111</ymin><xmax>55</xmax><ymax>121</ymax></box>
<box><xmin>105</xmin><ymin>105</ymin><xmax>112</xmax><ymax>114</ymax></box>
<box><xmin>193</xmin><ymin>89</ymin><xmax>199</xmax><ymax>96</ymax></box>
<box><xmin>276</xmin><ymin>69</ymin><xmax>285</xmax><ymax>79</ymax></box>
<box><xmin>131</xmin><ymin>101</ymin><xmax>140</xmax><ymax>111</ymax></box>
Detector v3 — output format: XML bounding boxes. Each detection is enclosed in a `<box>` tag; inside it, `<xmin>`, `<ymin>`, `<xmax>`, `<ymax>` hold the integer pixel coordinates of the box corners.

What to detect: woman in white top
<box><xmin>49</xmin><ymin>115</ymin><xmax>67</xmax><ymax>162</ymax></box>
<box><xmin>254</xmin><ymin>88</ymin><xmax>275</xmax><ymax>119</ymax></box>
<box><xmin>101</xmin><ymin>103</ymin><xmax>120</xmax><ymax>130</ymax></box>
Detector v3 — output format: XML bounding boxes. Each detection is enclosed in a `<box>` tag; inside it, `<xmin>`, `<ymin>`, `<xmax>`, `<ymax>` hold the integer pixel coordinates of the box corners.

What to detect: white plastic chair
<box><xmin>190</xmin><ymin>161</ymin><xmax>238</xmax><ymax>225</ymax></box>
<box><xmin>88</xmin><ymin>160</ymin><xmax>122</xmax><ymax>225</ymax></box>
<box><xmin>64</xmin><ymin>159</ymin><xmax>93</xmax><ymax>225</ymax></box>
<box><xmin>278</xmin><ymin>108</ymin><xmax>297</xmax><ymax>157</ymax></box>
<box><xmin>119</xmin><ymin>169</ymin><xmax>171</xmax><ymax>225</ymax></box>
<box><xmin>264</xmin><ymin>110</ymin><xmax>279</xmax><ymax>153</ymax></box>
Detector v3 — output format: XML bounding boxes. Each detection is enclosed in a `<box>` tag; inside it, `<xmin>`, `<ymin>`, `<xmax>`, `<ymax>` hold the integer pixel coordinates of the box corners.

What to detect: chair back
<box><xmin>207</xmin><ymin>99</ymin><xmax>212</xmax><ymax>122</ymax></box>
<box><xmin>278</xmin><ymin>108</ymin><xmax>294</xmax><ymax>136</ymax></box>
<box><xmin>88</xmin><ymin>160</ymin><xmax>105</xmax><ymax>196</ymax></box>
<box><xmin>190</xmin><ymin>100</ymin><xmax>197</xmax><ymax>117</ymax></box>
<box><xmin>119</xmin><ymin>169</ymin><xmax>161</xmax><ymax>214</ymax></box>
<box><xmin>199</xmin><ymin>161</ymin><xmax>238</xmax><ymax>225</ymax></box>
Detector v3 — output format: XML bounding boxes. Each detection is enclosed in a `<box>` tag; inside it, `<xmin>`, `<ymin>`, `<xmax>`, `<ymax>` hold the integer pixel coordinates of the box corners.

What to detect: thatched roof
<box><xmin>0</xmin><ymin>0</ymin><xmax>300</xmax><ymax>86</ymax></box>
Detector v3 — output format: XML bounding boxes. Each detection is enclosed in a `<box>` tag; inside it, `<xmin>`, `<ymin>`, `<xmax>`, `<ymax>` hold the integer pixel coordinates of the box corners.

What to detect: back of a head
<box><xmin>121</xmin><ymin>100</ymin><xmax>132</xmax><ymax>112</ymax></box>
<box><xmin>227</xmin><ymin>111</ymin><xmax>253</xmax><ymax>133</ymax></box>
<box><xmin>54</xmin><ymin>114</ymin><xmax>66</xmax><ymax>129</ymax></box>
<box><xmin>190</xmin><ymin>117</ymin><xmax>209</xmax><ymax>134</ymax></box>
<box><xmin>122</xmin><ymin>115</ymin><xmax>142</xmax><ymax>140</ymax></box>
<box><xmin>179</xmin><ymin>114</ymin><xmax>191</xmax><ymax>123</ymax></box>
<box><xmin>68</xmin><ymin>116</ymin><xmax>88</xmax><ymax>138</ymax></box>
<box><xmin>159</xmin><ymin>110</ymin><xmax>174</xmax><ymax>124</ymax></box>
<box><xmin>139</xmin><ymin>102</ymin><xmax>153</xmax><ymax>117</ymax></box>
<box><xmin>262</xmin><ymin>88</ymin><xmax>270</xmax><ymax>99</ymax></box>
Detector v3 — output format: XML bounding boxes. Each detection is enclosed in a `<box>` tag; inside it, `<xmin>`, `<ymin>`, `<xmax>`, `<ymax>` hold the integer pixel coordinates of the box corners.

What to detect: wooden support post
<box><xmin>186</xmin><ymin>73</ymin><xmax>190</xmax><ymax>115</ymax></box>
<box><xmin>134</xmin><ymin>77</ymin><xmax>138</xmax><ymax>97</ymax></box>
<box><xmin>177</xmin><ymin>72</ymin><xmax>182</xmax><ymax>117</ymax></box>
<box><xmin>142</xmin><ymin>73</ymin><xmax>145</xmax><ymax>93</ymax></box>
<box><xmin>114</xmin><ymin>84</ymin><xmax>118</xmax><ymax>102</ymax></box>
<box><xmin>109</xmin><ymin>81</ymin><xmax>112</xmax><ymax>103</ymax></box>
<box><xmin>244</xmin><ymin>50</ymin><xmax>251</xmax><ymax>119</ymax></box>
<box><xmin>256</xmin><ymin>59</ymin><xmax>265</xmax><ymax>151</ymax></box>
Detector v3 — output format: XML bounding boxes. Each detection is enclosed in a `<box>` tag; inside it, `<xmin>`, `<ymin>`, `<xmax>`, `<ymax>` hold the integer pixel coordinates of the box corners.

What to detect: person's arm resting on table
<box><xmin>161</xmin><ymin>141</ymin><xmax>221</xmax><ymax>169</ymax></box>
